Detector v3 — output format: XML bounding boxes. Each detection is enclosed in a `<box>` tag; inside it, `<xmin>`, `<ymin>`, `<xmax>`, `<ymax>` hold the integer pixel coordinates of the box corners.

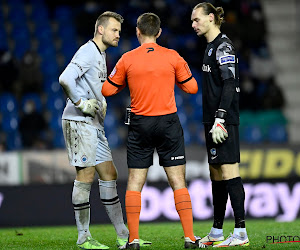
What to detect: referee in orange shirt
<box><xmin>102</xmin><ymin>13</ymin><xmax>206</xmax><ymax>249</ymax></box>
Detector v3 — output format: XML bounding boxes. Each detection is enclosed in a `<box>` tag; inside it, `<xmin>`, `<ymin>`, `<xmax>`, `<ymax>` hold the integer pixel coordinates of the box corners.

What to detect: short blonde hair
<box><xmin>94</xmin><ymin>11</ymin><xmax>124</xmax><ymax>36</ymax></box>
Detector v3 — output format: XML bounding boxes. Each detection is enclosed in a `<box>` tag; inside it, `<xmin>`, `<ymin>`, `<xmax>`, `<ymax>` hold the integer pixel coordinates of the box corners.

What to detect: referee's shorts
<box><xmin>127</xmin><ymin>112</ymin><xmax>186</xmax><ymax>168</ymax></box>
<box><xmin>204</xmin><ymin>124</ymin><xmax>240</xmax><ymax>165</ymax></box>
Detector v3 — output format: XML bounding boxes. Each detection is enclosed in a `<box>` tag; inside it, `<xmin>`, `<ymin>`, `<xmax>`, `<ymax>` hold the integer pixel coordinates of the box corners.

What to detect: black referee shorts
<box><xmin>127</xmin><ymin>113</ymin><xmax>186</xmax><ymax>168</ymax></box>
<box><xmin>204</xmin><ymin>124</ymin><xmax>240</xmax><ymax>165</ymax></box>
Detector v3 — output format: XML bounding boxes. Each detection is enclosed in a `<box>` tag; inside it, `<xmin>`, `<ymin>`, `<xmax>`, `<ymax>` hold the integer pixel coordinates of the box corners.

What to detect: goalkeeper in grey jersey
<box><xmin>59</xmin><ymin>11</ymin><xmax>151</xmax><ymax>250</ymax></box>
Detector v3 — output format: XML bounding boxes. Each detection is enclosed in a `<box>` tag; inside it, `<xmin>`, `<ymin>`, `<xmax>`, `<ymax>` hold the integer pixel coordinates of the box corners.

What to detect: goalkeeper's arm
<box><xmin>59</xmin><ymin>66</ymin><xmax>100</xmax><ymax>118</ymax></box>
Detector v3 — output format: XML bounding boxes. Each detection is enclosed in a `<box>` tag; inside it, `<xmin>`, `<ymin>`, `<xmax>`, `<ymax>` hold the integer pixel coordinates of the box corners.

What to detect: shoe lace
<box><xmin>223</xmin><ymin>233</ymin><xmax>234</xmax><ymax>244</ymax></box>
<box><xmin>86</xmin><ymin>237</ymin><xmax>101</xmax><ymax>246</ymax></box>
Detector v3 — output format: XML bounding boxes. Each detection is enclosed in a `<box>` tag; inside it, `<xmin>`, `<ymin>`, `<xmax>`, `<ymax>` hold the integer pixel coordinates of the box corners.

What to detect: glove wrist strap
<box><xmin>215</xmin><ymin>109</ymin><xmax>227</xmax><ymax>119</ymax></box>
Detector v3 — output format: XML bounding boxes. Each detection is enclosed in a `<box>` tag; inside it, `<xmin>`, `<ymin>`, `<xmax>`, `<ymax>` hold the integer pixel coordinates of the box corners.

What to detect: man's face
<box><xmin>191</xmin><ymin>8</ymin><xmax>211</xmax><ymax>37</ymax></box>
<box><xmin>102</xmin><ymin>18</ymin><xmax>121</xmax><ymax>47</ymax></box>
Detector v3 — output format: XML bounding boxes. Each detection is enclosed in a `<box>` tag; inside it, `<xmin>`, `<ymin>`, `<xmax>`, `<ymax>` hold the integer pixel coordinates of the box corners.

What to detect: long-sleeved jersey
<box><xmin>102</xmin><ymin>42</ymin><xmax>198</xmax><ymax>116</ymax></box>
<box><xmin>59</xmin><ymin>40</ymin><xmax>107</xmax><ymax>129</ymax></box>
<box><xmin>202</xmin><ymin>33</ymin><xmax>240</xmax><ymax>124</ymax></box>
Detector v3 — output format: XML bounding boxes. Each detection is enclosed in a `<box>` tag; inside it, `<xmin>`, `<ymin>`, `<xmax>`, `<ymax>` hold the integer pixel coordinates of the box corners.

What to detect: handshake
<box><xmin>210</xmin><ymin>109</ymin><xmax>228</xmax><ymax>144</ymax></box>
<box><xmin>75</xmin><ymin>98</ymin><xmax>107</xmax><ymax>118</ymax></box>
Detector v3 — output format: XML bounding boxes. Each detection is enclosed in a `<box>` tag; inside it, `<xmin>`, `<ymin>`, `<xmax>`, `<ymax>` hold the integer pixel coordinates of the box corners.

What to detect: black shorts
<box><xmin>204</xmin><ymin>124</ymin><xmax>240</xmax><ymax>165</ymax></box>
<box><xmin>127</xmin><ymin>113</ymin><xmax>186</xmax><ymax>168</ymax></box>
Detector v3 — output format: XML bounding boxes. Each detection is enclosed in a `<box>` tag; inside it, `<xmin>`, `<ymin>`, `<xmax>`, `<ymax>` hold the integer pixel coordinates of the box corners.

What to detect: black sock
<box><xmin>212</xmin><ymin>180</ymin><xmax>228</xmax><ymax>229</ymax></box>
<box><xmin>226</xmin><ymin>177</ymin><xmax>245</xmax><ymax>228</ymax></box>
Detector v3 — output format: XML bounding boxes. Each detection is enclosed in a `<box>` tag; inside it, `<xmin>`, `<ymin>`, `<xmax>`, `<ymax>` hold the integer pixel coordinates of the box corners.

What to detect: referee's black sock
<box><xmin>212</xmin><ymin>180</ymin><xmax>228</xmax><ymax>229</ymax></box>
<box><xmin>226</xmin><ymin>177</ymin><xmax>246</xmax><ymax>228</ymax></box>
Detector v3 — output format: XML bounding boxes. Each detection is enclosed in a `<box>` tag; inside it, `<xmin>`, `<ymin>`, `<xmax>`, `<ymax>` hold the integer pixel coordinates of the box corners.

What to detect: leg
<box><xmin>96</xmin><ymin>161</ymin><xmax>129</xmax><ymax>239</ymax></box>
<box><xmin>164</xmin><ymin>165</ymin><xmax>195</xmax><ymax>241</ymax></box>
<box><xmin>209</xmin><ymin>164</ymin><xmax>228</xmax><ymax>230</ymax></box>
<box><xmin>221</xmin><ymin>163</ymin><xmax>246</xmax><ymax>229</ymax></box>
<box><xmin>73</xmin><ymin>166</ymin><xmax>96</xmax><ymax>244</ymax></box>
<box><xmin>125</xmin><ymin>168</ymin><xmax>148</xmax><ymax>243</ymax></box>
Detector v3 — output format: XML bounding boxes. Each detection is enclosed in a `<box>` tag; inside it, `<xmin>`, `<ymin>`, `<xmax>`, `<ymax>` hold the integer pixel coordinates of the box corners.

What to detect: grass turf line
<box><xmin>0</xmin><ymin>219</ymin><xmax>300</xmax><ymax>249</ymax></box>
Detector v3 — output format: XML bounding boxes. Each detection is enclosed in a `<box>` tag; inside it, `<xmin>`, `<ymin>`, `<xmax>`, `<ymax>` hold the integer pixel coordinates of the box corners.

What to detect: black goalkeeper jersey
<box><xmin>202</xmin><ymin>33</ymin><xmax>240</xmax><ymax>125</ymax></box>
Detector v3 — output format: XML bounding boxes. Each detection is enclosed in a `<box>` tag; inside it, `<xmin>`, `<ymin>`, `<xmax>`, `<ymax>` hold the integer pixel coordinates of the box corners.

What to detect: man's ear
<box><xmin>156</xmin><ymin>28</ymin><xmax>162</xmax><ymax>39</ymax></box>
<box><xmin>98</xmin><ymin>25</ymin><xmax>104</xmax><ymax>35</ymax></box>
<box><xmin>209</xmin><ymin>13</ymin><xmax>214</xmax><ymax>22</ymax></box>
<box><xmin>136</xmin><ymin>27</ymin><xmax>140</xmax><ymax>37</ymax></box>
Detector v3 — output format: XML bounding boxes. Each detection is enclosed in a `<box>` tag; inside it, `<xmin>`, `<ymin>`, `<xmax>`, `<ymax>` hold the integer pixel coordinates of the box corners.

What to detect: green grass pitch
<box><xmin>0</xmin><ymin>219</ymin><xmax>300</xmax><ymax>249</ymax></box>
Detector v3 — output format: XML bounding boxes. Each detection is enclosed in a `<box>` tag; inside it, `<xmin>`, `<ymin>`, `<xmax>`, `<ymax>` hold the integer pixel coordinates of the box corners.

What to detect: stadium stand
<box><xmin>0</xmin><ymin>0</ymin><xmax>290</xmax><ymax>150</ymax></box>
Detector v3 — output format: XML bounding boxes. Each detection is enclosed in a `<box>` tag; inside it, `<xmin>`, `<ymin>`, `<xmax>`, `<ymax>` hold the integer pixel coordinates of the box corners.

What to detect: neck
<box><xmin>139</xmin><ymin>36</ymin><xmax>156</xmax><ymax>45</ymax></box>
<box><xmin>92</xmin><ymin>36</ymin><xmax>107</xmax><ymax>52</ymax></box>
<box><xmin>205</xmin><ymin>26</ymin><xmax>221</xmax><ymax>43</ymax></box>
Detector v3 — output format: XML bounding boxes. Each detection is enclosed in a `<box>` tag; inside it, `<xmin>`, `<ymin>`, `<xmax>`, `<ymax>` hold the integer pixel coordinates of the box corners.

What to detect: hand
<box><xmin>76</xmin><ymin>99</ymin><xmax>99</xmax><ymax>118</ymax></box>
<box><xmin>209</xmin><ymin>109</ymin><xmax>228</xmax><ymax>144</ymax></box>
<box><xmin>101</xmin><ymin>98</ymin><xmax>107</xmax><ymax>118</ymax></box>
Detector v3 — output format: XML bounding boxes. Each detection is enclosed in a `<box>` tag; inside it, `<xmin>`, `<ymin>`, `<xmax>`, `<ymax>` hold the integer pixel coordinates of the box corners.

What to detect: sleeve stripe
<box><xmin>178</xmin><ymin>76</ymin><xmax>193</xmax><ymax>84</ymax></box>
<box><xmin>107</xmin><ymin>78</ymin><xmax>123</xmax><ymax>88</ymax></box>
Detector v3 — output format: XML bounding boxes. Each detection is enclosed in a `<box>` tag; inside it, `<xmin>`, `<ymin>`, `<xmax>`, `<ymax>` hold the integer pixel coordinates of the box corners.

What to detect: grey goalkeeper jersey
<box><xmin>61</xmin><ymin>40</ymin><xmax>107</xmax><ymax>129</ymax></box>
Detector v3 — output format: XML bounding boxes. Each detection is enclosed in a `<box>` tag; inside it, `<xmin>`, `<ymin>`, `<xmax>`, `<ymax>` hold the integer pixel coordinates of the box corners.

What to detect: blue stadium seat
<box><xmin>0</xmin><ymin>93</ymin><xmax>18</xmax><ymax>114</ymax></box>
<box><xmin>46</xmin><ymin>94</ymin><xmax>65</xmax><ymax>114</ymax></box>
<box><xmin>106</xmin><ymin>130</ymin><xmax>122</xmax><ymax>149</ymax></box>
<box><xmin>21</xmin><ymin>93</ymin><xmax>43</xmax><ymax>113</ymax></box>
<box><xmin>8</xmin><ymin>5</ymin><xmax>27</xmax><ymax>25</ymax></box>
<box><xmin>1</xmin><ymin>113</ymin><xmax>19</xmax><ymax>132</ymax></box>
<box><xmin>241</xmin><ymin>125</ymin><xmax>263</xmax><ymax>144</ymax></box>
<box><xmin>49</xmin><ymin>114</ymin><xmax>62</xmax><ymax>130</ymax></box>
<box><xmin>52</xmin><ymin>129</ymin><xmax>65</xmax><ymax>148</ymax></box>
<box><xmin>43</xmin><ymin>79</ymin><xmax>63</xmax><ymax>96</ymax></box>
<box><xmin>268</xmin><ymin>124</ymin><xmax>288</xmax><ymax>143</ymax></box>
<box><xmin>5</xmin><ymin>131</ymin><xmax>22</xmax><ymax>151</ymax></box>
<box><xmin>54</xmin><ymin>6</ymin><xmax>72</xmax><ymax>23</ymax></box>
<box><xmin>104</xmin><ymin>113</ymin><xmax>117</xmax><ymax>128</ymax></box>
<box><xmin>183</xmin><ymin>127</ymin><xmax>191</xmax><ymax>146</ymax></box>
<box><xmin>40</xmin><ymin>58</ymin><xmax>59</xmax><ymax>77</ymax></box>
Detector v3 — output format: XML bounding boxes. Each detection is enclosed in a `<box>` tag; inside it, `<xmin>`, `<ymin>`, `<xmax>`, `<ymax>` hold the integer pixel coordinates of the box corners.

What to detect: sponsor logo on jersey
<box><xmin>219</xmin><ymin>55</ymin><xmax>235</xmax><ymax>65</ymax></box>
<box><xmin>202</xmin><ymin>64</ymin><xmax>211</xmax><ymax>72</ymax></box>
<box><xmin>110</xmin><ymin>67</ymin><xmax>117</xmax><ymax>78</ymax></box>
<box><xmin>236</xmin><ymin>87</ymin><xmax>240</xmax><ymax>92</ymax></box>
<box><xmin>208</xmin><ymin>48</ymin><xmax>213</xmax><ymax>56</ymax></box>
<box><xmin>146</xmin><ymin>47</ymin><xmax>154</xmax><ymax>53</ymax></box>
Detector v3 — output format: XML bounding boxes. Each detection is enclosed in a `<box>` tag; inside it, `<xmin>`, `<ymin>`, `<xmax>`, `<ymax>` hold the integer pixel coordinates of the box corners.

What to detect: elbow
<box><xmin>188</xmin><ymin>78</ymin><xmax>198</xmax><ymax>94</ymax></box>
<box><xmin>59</xmin><ymin>74</ymin><xmax>68</xmax><ymax>88</ymax></box>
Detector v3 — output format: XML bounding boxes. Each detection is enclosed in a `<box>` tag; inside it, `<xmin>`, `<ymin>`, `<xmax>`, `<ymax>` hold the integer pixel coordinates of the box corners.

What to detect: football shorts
<box><xmin>62</xmin><ymin>119</ymin><xmax>112</xmax><ymax>167</ymax></box>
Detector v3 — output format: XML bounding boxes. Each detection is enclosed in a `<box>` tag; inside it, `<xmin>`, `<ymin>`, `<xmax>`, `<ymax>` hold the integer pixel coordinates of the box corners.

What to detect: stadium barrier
<box><xmin>1</xmin><ymin>145</ymin><xmax>300</xmax><ymax>185</ymax></box>
<box><xmin>0</xmin><ymin>179</ymin><xmax>299</xmax><ymax>227</ymax></box>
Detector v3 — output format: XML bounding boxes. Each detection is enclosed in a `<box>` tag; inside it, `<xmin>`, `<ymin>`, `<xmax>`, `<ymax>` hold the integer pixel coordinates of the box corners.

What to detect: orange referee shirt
<box><xmin>102</xmin><ymin>42</ymin><xmax>198</xmax><ymax>116</ymax></box>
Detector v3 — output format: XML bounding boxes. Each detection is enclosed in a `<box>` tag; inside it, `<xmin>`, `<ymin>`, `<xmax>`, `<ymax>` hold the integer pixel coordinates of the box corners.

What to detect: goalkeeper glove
<box><xmin>100</xmin><ymin>98</ymin><xmax>107</xmax><ymax>118</ymax></box>
<box><xmin>210</xmin><ymin>109</ymin><xmax>228</xmax><ymax>144</ymax></box>
<box><xmin>75</xmin><ymin>99</ymin><xmax>99</xmax><ymax>118</ymax></box>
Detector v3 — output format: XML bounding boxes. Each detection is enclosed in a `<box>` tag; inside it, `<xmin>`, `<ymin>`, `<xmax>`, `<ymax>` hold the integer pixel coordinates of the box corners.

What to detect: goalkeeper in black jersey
<box><xmin>191</xmin><ymin>2</ymin><xmax>249</xmax><ymax>247</ymax></box>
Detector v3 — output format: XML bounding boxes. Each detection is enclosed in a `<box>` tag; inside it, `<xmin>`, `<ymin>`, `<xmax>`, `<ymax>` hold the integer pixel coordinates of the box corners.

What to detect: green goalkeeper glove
<box><xmin>210</xmin><ymin>109</ymin><xmax>228</xmax><ymax>144</ymax></box>
<box><xmin>75</xmin><ymin>99</ymin><xmax>100</xmax><ymax>118</ymax></box>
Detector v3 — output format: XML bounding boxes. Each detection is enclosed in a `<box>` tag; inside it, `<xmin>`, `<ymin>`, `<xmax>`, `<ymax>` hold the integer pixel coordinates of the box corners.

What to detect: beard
<box><xmin>102</xmin><ymin>35</ymin><xmax>118</xmax><ymax>48</ymax></box>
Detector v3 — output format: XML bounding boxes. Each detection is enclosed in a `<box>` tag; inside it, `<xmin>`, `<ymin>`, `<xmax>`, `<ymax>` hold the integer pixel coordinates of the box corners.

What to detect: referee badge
<box><xmin>208</xmin><ymin>48</ymin><xmax>213</xmax><ymax>56</ymax></box>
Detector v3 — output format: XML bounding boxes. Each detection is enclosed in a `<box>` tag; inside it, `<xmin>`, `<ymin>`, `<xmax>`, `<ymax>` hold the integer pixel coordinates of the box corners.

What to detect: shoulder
<box><xmin>74</xmin><ymin>41</ymin><xmax>96</xmax><ymax>59</ymax></box>
<box><xmin>216</xmin><ymin>36</ymin><xmax>236</xmax><ymax>62</ymax></box>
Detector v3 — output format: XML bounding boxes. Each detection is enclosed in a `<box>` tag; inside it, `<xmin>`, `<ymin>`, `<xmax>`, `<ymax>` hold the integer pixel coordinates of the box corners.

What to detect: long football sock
<box><xmin>99</xmin><ymin>179</ymin><xmax>129</xmax><ymax>238</ymax></box>
<box><xmin>174</xmin><ymin>188</ymin><xmax>196</xmax><ymax>241</ymax></box>
<box><xmin>212</xmin><ymin>180</ymin><xmax>228</xmax><ymax>229</ymax></box>
<box><xmin>72</xmin><ymin>180</ymin><xmax>92</xmax><ymax>244</ymax></box>
<box><xmin>125</xmin><ymin>190</ymin><xmax>141</xmax><ymax>242</ymax></box>
<box><xmin>226</xmin><ymin>177</ymin><xmax>246</xmax><ymax>228</ymax></box>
